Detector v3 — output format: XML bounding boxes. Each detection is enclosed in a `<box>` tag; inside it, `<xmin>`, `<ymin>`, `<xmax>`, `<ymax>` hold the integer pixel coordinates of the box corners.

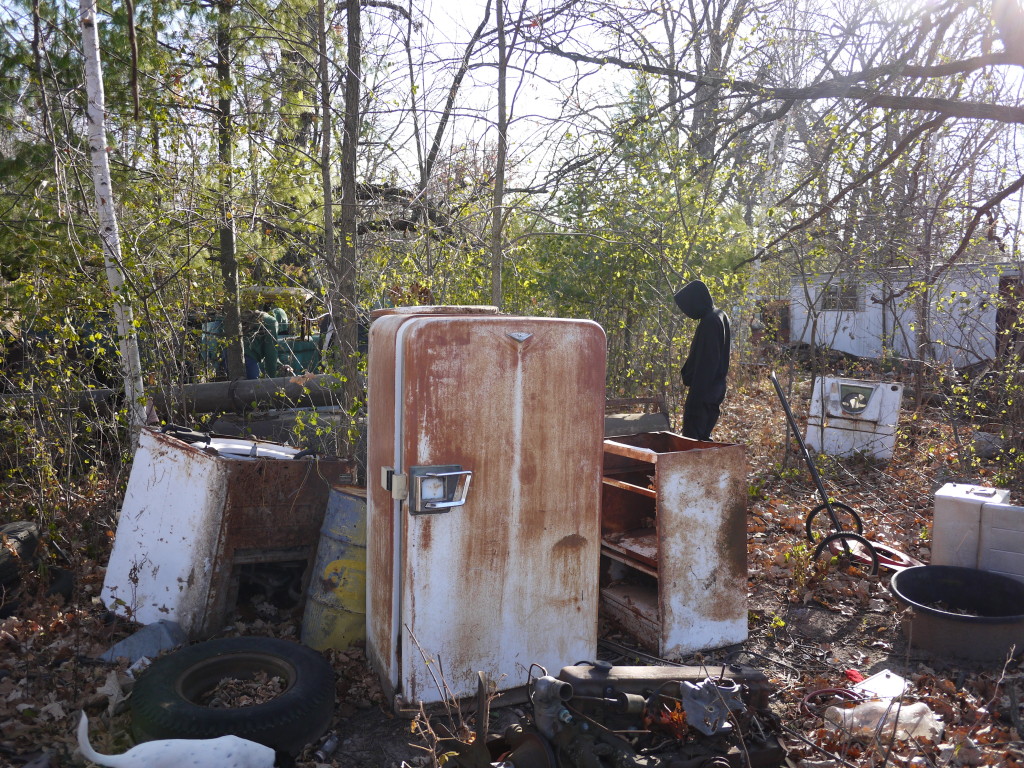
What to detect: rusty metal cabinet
<box><xmin>366</xmin><ymin>307</ymin><xmax>606</xmax><ymax>706</ymax></box>
<box><xmin>102</xmin><ymin>429</ymin><xmax>346</xmax><ymax>638</ymax></box>
<box><xmin>600</xmin><ymin>431</ymin><xmax>748</xmax><ymax>659</ymax></box>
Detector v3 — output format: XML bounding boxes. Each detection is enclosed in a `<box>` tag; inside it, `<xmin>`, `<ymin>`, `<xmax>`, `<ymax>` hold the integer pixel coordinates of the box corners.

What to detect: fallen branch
<box><xmin>0</xmin><ymin>373</ymin><xmax>349</xmax><ymax>416</ymax></box>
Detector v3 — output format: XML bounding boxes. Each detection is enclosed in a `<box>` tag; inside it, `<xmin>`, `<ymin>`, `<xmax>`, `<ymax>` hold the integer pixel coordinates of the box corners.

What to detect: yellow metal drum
<box><xmin>301</xmin><ymin>486</ymin><xmax>367</xmax><ymax>650</ymax></box>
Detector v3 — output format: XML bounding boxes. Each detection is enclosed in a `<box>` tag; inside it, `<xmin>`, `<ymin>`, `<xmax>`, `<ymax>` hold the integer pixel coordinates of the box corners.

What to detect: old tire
<box><xmin>130</xmin><ymin>636</ymin><xmax>335</xmax><ymax>756</ymax></box>
<box><xmin>0</xmin><ymin>521</ymin><xmax>40</xmax><ymax>585</ymax></box>
<box><xmin>0</xmin><ymin>565</ymin><xmax>73</xmax><ymax>619</ymax></box>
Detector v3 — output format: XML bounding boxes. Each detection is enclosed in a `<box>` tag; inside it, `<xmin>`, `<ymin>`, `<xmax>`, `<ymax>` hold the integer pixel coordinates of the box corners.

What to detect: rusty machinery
<box><xmin>441</xmin><ymin>664</ymin><xmax>786</xmax><ymax>768</ymax></box>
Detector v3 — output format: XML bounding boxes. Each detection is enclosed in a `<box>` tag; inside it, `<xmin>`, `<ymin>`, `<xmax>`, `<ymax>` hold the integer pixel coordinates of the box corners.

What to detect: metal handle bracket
<box><xmin>408</xmin><ymin>466</ymin><xmax>472</xmax><ymax>515</ymax></box>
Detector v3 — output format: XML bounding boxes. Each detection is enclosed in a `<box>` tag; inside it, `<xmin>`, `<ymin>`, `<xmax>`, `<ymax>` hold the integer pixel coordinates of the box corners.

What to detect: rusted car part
<box><xmin>557</xmin><ymin>664</ymin><xmax>772</xmax><ymax>711</ymax></box>
<box><xmin>506</xmin><ymin>663</ymin><xmax>785</xmax><ymax>768</ymax></box>
<box><xmin>678</xmin><ymin>679</ymin><xmax>745</xmax><ymax>736</ymax></box>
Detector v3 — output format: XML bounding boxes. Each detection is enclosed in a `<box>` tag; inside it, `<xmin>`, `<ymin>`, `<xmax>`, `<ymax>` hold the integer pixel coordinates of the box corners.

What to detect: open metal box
<box><xmin>600</xmin><ymin>431</ymin><xmax>748</xmax><ymax>659</ymax></box>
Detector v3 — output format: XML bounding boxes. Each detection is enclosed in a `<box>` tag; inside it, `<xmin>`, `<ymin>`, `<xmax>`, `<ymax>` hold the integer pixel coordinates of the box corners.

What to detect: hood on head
<box><xmin>674</xmin><ymin>280</ymin><xmax>714</xmax><ymax>319</ymax></box>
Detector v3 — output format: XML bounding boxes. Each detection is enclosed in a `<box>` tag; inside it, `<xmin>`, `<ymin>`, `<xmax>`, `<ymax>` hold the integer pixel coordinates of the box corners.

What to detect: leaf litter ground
<box><xmin>1</xmin><ymin>371</ymin><xmax>1022</xmax><ymax>767</ymax></box>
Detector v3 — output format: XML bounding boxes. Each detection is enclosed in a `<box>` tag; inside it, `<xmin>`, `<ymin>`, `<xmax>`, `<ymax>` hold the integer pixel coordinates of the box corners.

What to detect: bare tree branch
<box><xmin>530</xmin><ymin>39</ymin><xmax>1024</xmax><ymax>124</ymax></box>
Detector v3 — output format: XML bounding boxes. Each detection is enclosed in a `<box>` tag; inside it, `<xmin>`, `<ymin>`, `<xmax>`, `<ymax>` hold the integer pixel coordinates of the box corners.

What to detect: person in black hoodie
<box><xmin>674</xmin><ymin>280</ymin><xmax>731</xmax><ymax>440</ymax></box>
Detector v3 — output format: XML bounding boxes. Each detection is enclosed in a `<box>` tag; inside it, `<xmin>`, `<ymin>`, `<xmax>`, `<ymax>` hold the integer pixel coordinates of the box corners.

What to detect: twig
<box><xmin>876</xmin><ymin>697</ymin><xmax>904</xmax><ymax>768</ymax></box>
<box><xmin>1008</xmin><ymin>679</ymin><xmax>1024</xmax><ymax>737</ymax></box>
<box><xmin>779</xmin><ymin>723</ymin><xmax>861</xmax><ymax>768</ymax></box>
<box><xmin>405</xmin><ymin>626</ymin><xmax>463</xmax><ymax>736</ymax></box>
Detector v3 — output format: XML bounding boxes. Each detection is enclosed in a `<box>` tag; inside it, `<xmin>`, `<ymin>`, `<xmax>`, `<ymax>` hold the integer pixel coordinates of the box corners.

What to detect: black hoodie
<box><xmin>674</xmin><ymin>280</ymin><xmax>731</xmax><ymax>404</ymax></box>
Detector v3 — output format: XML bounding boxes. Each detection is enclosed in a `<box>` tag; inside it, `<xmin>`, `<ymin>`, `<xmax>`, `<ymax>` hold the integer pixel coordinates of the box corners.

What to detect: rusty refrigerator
<box><xmin>367</xmin><ymin>307</ymin><xmax>606</xmax><ymax>706</ymax></box>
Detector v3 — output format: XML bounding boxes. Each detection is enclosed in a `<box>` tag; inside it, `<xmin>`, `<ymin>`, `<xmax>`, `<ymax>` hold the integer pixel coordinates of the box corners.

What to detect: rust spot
<box><xmin>553</xmin><ymin>533</ymin><xmax>586</xmax><ymax>550</ymax></box>
<box><xmin>701</xmin><ymin>450</ymin><xmax>748</xmax><ymax>624</ymax></box>
<box><xmin>193</xmin><ymin>452</ymin><xmax>346</xmax><ymax>637</ymax></box>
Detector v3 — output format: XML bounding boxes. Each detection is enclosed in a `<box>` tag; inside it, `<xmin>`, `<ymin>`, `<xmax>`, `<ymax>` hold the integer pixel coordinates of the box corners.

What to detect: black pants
<box><xmin>682</xmin><ymin>399</ymin><xmax>721</xmax><ymax>441</ymax></box>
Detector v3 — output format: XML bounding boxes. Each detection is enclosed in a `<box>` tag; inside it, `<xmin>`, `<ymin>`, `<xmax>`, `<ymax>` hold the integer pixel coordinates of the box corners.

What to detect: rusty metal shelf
<box><xmin>603</xmin><ymin>528</ymin><xmax>658</xmax><ymax>570</ymax></box>
<box><xmin>601</xmin><ymin>477</ymin><xmax>657</xmax><ymax>498</ymax></box>
<box><xmin>601</xmin><ymin>583</ymin><xmax>660</xmax><ymax>650</ymax></box>
<box><xmin>599</xmin><ymin>432</ymin><xmax>748</xmax><ymax>661</ymax></box>
<box><xmin>601</xmin><ymin>546</ymin><xmax>658</xmax><ymax>579</ymax></box>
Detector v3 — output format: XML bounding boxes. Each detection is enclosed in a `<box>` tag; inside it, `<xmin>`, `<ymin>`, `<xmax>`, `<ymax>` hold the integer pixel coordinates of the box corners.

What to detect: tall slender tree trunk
<box><xmin>217</xmin><ymin>0</ymin><xmax>245</xmax><ymax>380</ymax></box>
<box><xmin>318</xmin><ymin>0</ymin><xmax>336</xmax><ymax>330</ymax></box>
<box><xmin>490</xmin><ymin>0</ymin><xmax>507</xmax><ymax>308</ymax></box>
<box><xmin>79</xmin><ymin>0</ymin><xmax>146</xmax><ymax>427</ymax></box>
<box><xmin>330</xmin><ymin>0</ymin><xmax>360</xmax><ymax>407</ymax></box>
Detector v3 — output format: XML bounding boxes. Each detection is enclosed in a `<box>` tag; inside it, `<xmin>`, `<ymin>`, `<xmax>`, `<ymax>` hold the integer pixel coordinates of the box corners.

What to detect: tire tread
<box><xmin>130</xmin><ymin>636</ymin><xmax>335</xmax><ymax>755</ymax></box>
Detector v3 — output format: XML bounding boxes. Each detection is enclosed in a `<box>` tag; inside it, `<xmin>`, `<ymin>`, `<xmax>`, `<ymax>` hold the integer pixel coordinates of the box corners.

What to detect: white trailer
<box><xmin>788</xmin><ymin>264</ymin><xmax>1021</xmax><ymax>367</ymax></box>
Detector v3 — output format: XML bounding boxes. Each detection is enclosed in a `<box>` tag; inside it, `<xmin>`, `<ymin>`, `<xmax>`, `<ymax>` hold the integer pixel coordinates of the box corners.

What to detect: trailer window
<box><xmin>819</xmin><ymin>282</ymin><xmax>860</xmax><ymax>311</ymax></box>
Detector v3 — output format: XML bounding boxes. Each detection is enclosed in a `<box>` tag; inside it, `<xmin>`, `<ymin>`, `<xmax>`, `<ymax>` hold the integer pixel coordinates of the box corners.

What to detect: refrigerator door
<box><xmin>367</xmin><ymin>312</ymin><xmax>605</xmax><ymax>705</ymax></box>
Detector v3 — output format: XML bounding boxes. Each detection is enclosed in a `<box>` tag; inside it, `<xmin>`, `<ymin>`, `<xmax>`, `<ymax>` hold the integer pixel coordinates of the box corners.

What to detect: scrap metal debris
<box><xmin>434</xmin><ymin>664</ymin><xmax>786</xmax><ymax>768</ymax></box>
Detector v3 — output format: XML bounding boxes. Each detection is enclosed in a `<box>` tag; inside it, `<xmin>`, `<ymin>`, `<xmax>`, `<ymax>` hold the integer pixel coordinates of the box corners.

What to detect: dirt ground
<box><xmin>2</xmin><ymin>368</ymin><xmax>1023</xmax><ymax>767</ymax></box>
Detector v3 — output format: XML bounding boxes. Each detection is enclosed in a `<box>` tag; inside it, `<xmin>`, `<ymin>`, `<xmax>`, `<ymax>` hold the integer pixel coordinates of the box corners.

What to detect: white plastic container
<box><xmin>978</xmin><ymin>503</ymin><xmax>1024</xmax><ymax>583</ymax></box>
<box><xmin>805</xmin><ymin>377</ymin><xmax>903</xmax><ymax>460</ymax></box>
<box><xmin>825</xmin><ymin>700</ymin><xmax>942</xmax><ymax>742</ymax></box>
<box><xmin>932</xmin><ymin>483</ymin><xmax>1011</xmax><ymax>569</ymax></box>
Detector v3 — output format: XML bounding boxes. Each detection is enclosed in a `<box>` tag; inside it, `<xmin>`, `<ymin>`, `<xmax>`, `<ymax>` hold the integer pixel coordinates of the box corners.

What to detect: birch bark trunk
<box><xmin>318</xmin><ymin>0</ymin><xmax>335</xmax><ymax>323</ymax></box>
<box><xmin>79</xmin><ymin>0</ymin><xmax>146</xmax><ymax>427</ymax></box>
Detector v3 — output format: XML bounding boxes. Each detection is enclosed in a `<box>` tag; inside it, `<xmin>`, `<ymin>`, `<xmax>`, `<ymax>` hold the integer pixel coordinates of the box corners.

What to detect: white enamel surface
<box><xmin>805</xmin><ymin>377</ymin><xmax>904</xmax><ymax>460</ymax></box>
<box><xmin>932</xmin><ymin>483</ymin><xmax>1011</xmax><ymax>568</ymax></box>
<box><xmin>368</xmin><ymin>313</ymin><xmax>605</xmax><ymax>706</ymax></box>
<box><xmin>654</xmin><ymin>446</ymin><xmax>748</xmax><ymax>658</ymax></box>
<box><xmin>101</xmin><ymin>430</ymin><xmax>227</xmax><ymax>632</ymax></box>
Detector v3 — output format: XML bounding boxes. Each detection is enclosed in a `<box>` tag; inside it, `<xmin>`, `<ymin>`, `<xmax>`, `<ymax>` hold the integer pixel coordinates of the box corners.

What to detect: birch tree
<box><xmin>79</xmin><ymin>0</ymin><xmax>146</xmax><ymax>426</ymax></box>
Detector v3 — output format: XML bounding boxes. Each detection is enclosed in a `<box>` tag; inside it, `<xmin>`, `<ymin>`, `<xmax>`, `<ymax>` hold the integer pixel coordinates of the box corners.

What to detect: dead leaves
<box><xmin>198</xmin><ymin>670</ymin><xmax>285</xmax><ymax>708</ymax></box>
<box><xmin>729</xmin><ymin>375</ymin><xmax>1024</xmax><ymax>768</ymax></box>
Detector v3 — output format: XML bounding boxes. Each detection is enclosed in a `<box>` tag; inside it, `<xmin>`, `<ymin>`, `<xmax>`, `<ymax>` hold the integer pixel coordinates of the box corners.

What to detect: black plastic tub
<box><xmin>891</xmin><ymin>565</ymin><xmax>1024</xmax><ymax>663</ymax></box>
